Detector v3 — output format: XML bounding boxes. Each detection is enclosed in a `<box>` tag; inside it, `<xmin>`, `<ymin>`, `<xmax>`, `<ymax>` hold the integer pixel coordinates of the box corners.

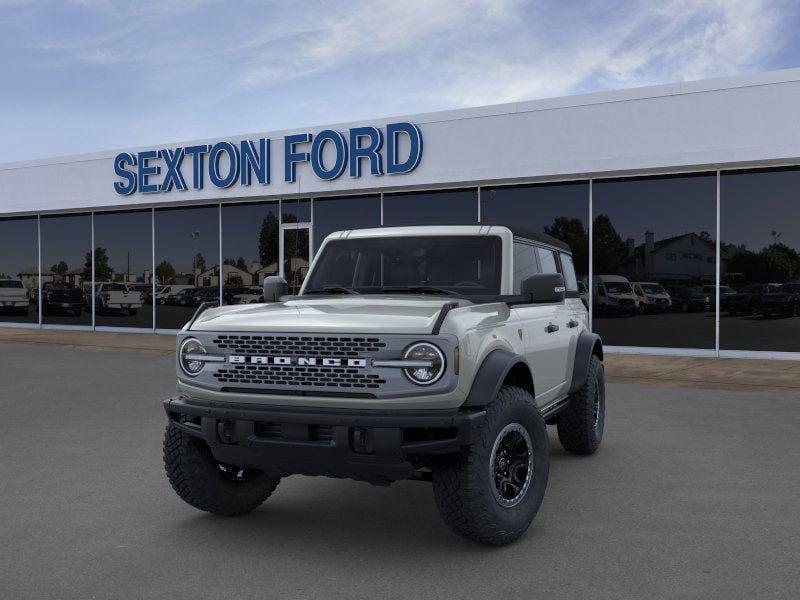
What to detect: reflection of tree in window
<box><xmin>156</xmin><ymin>261</ymin><xmax>176</xmax><ymax>284</ymax></box>
<box><xmin>544</xmin><ymin>217</ymin><xmax>588</xmax><ymax>274</ymax></box>
<box><xmin>592</xmin><ymin>215</ymin><xmax>628</xmax><ymax>274</ymax></box>
<box><xmin>258</xmin><ymin>213</ymin><xmax>279</xmax><ymax>268</ymax></box>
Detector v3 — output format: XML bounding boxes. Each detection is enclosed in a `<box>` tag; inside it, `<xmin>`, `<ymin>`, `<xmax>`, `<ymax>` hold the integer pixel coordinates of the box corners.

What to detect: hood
<box><xmin>189</xmin><ymin>295</ymin><xmax>463</xmax><ymax>334</ymax></box>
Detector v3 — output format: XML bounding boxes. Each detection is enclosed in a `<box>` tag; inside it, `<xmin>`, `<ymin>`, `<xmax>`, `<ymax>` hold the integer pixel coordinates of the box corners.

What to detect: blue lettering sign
<box><xmin>113</xmin><ymin>124</ymin><xmax>422</xmax><ymax>194</ymax></box>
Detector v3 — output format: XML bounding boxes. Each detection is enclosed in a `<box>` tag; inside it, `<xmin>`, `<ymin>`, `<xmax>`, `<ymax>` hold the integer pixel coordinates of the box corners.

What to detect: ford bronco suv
<box><xmin>163</xmin><ymin>225</ymin><xmax>604</xmax><ymax>545</ymax></box>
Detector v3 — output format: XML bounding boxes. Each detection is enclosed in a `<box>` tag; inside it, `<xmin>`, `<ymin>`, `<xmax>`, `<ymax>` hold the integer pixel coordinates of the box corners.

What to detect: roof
<box><xmin>503</xmin><ymin>225</ymin><xmax>571</xmax><ymax>252</ymax></box>
<box><xmin>341</xmin><ymin>224</ymin><xmax>572</xmax><ymax>253</ymax></box>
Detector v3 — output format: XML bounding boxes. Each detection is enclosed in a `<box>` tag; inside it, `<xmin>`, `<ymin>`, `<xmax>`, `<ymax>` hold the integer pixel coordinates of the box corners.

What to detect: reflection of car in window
<box><xmin>162</xmin><ymin>225</ymin><xmax>605</xmax><ymax>546</ymax></box>
<box><xmin>0</xmin><ymin>279</ymin><xmax>30</xmax><ymax>315</ymax></box>
<box><xmin>631</xmin><ymin>282</ymin><xmax>672</xmax><ymax>313</ymax></box>
<box><xmin>231</xmin><ymin>286</ymin><xmax>264</xmax><ymax>304</ymax></box>
<box><xmin>759</xmin><ymin>283</ymin><xmax>800</xmax><ymax>318</ymax></box>
<box><xmin>593</xmin><ymin>275</ymin><xmax>638</xmax><ymax>316</ymax></box>
<box><xmin>666</xmin><ymin>286</ymin><xmax>711</xmax><ymax>313</ymax></box>
<box><xmin>40</xmin><ymin>282</ymin><xmax>84</xmax><ymax>316</ymax></box>
<box><xmin>91</xmin><ymin>282</ymin><xmax>143</xmax><ymax>316</ymax></box>
<box><xmin>724</xmin><ymin>283</ymin><xmax>780</xmax><ymax>316</ymax></box>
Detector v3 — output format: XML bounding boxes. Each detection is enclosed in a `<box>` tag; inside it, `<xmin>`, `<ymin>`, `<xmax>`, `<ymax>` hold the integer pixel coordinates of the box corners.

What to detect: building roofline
<box><xmin>3</xmin><ymin>67</ymin><xmax>800</xmax><ymax>170</ymax></box>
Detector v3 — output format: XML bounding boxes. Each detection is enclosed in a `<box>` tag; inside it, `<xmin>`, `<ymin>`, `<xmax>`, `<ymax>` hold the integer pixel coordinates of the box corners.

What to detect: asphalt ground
<box><xmin>1</xmin><ymin>342</ymin><xmax>798</xmax><ymax>600</ymax></box>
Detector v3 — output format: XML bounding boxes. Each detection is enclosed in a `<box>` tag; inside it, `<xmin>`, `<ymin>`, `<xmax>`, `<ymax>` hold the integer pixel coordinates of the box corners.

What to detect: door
<box><xmin>514</xmin><ymin>245</ymin><xmax>572</xmax><ymax>404</ymax></box>
<box><xmin>280</xmin><ymin>223</ymin><xmax>312</xmax><ymax>295</ymax></box>
<box><xmin>515</xmin><ymin>303</ymin><xmax>569</xmax><ymax>404</ymax></box>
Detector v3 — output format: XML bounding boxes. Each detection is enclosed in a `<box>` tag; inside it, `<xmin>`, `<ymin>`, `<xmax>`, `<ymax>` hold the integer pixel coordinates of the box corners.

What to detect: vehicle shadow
<box><xmin>158</xmin><ymin>435</ymin><xmax>582</xmax><ymax>556</ymax></box>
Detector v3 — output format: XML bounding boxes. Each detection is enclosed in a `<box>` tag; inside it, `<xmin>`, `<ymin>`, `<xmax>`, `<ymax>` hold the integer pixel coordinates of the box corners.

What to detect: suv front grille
<box><xmin>213</xmin><ymin>364</ymin><xmax>387</xmax><ymax>389</ymax></box>
<box><xmin>212</xmin><ymin>335</ymin><xmax>386</xmax><ymax>357</ymax></box>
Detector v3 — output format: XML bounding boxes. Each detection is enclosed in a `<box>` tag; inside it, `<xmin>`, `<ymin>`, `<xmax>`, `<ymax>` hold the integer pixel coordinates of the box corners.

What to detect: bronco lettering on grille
<box><xmin>228</xmin><ymin>355</ymin><xmax>367</xmax><ymax>368</ymax></box>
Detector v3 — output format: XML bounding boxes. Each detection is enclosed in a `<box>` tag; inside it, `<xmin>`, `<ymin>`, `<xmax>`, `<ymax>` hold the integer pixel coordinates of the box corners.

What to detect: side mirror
<box><xmin>263</xmin><ymin>275</ymin><xmax>288</xmax><ymax>302</ymax></box>
<box><xmin>521</xmin><ymin>273</ymin><xmax>566</xmax><ymax>304</ymax></box>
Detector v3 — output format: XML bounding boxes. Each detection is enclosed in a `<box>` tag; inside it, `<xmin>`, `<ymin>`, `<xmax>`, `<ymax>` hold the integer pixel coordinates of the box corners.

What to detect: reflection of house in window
<box><xmin>624</xmin><ymin>231</ymin><xmax>723</xmax><ymax>284</ymax></box>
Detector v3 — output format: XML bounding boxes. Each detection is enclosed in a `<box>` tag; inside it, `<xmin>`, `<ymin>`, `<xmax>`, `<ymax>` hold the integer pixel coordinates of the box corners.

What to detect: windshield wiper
<box><xmin>381</xmin><ymin>285</ymin><xmax>460</xmax><ymax>296</ymax></box>
<box><xmin>304</xmin><ymin>286</ymin><xmax>360</xmax><ymax>295</ymax></box>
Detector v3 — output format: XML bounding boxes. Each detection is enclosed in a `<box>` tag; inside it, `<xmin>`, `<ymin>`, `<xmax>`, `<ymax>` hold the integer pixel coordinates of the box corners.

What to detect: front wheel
<box><xmin>432</xmin><ymin>386</ymin><xmax>549</xmax><ymax>546</ymax></box>
<box><xmin>163</xmin><ymin>422</ymin><xmax>280</xmax><ymax>516</ymax></box>
<box><xmin>556</xmin><ymin>354</ymin><xmax>605</xmax><ymax>455</ymax></box>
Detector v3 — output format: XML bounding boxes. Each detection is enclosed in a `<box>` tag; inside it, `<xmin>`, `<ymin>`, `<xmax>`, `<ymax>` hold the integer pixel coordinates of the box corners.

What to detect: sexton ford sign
<box><xmin>112</xmin><ymin>122</ymin><xmax>423</xmax><ymax>195</ymax></box>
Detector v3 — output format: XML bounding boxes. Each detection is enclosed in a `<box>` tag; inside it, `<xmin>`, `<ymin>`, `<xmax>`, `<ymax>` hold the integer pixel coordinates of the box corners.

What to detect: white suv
<box><xmin>162</xmin><ymin>225</ymin><xmax>604</xmax><ymax>545</ymax></box>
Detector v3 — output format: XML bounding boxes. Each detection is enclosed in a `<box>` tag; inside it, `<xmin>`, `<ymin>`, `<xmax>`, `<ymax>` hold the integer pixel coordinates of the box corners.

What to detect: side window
<box><xmin>512</xmin><ymin>241</ymin><xmax>540</xmax><ymax>293</ymax></box>
<box><xmin>536</xmin><ymin>247</ymin><xmax>558</xmax><ymax>274</ymax></box>
<box><xmin>559</xmin><ymin>252</ymin><xmax>578</xmax><ymax>292</ymax></box>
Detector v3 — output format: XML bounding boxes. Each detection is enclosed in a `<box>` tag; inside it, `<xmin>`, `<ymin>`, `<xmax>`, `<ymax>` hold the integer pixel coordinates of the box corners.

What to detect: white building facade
<box><xmin>2</xmin><ymin>69</ymin><xmax>800</xmax><ymax>358</ymax></box>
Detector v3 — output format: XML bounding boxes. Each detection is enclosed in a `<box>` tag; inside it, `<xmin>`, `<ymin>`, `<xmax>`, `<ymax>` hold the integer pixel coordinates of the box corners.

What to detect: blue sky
<box><xmin>1</xmin><ymin>0</ymin><xmax>798</xmax><ymax>163</ymax></box>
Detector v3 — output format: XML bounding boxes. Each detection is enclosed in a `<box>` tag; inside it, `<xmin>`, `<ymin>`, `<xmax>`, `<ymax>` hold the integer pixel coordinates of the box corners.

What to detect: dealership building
<box><xmin>1</xmin><ymin>69</ymin><xmax>800</xmax><ymax>359</ymax></box>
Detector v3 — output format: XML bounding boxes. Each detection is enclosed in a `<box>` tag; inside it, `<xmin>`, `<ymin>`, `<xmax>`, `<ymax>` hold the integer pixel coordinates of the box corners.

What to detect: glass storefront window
<box><xmin>592</xmin><ymin>174</ymin><xmax>717</xmax><ymax>349</ymax></box>
<box><xmin>154</xmin><ymin>205</ymin><xmax>219</xmax><ymax>330</ymax></box>
<box><xmin>40</xmin><ymin>214</ymin><xmax>92</xmax><ymax>326</ymax></box>
<box><xmin>283</xmin><ymin>226</ymin><xmax>310</xmax><ymax>295</ymax></box>
<box><xmin>282</xmin><ymin>198</ymin><xmax>311</xmax><ymax>223</ymax></box>
<box><xmin>312</xmin><ymin>195</ymin><xmax>381</xmax><ymax>250</ymax></box>
<box><xmin>220</xmin><ymin>202</ymin><xmax>279</xmax><ymax>305</ymax></box>
<box><xmin>481</xmin><ymin>181</ymin><xmax>590</xmax><ymax>298</ymax></box>
<box><xmin>383</xmin><ymin>189</ymin><xmax>478</xmax><ymax>225</ymax></box>
<box><xmin>93</xmin><ymin>210</ymin><xmax>153</xmax><ymax>328</ymax></box>
<box><xmin>0</xmin><ymin>217</ymin><xmax>39</xmax><ymax>323</ymax></box>
<box><xmin>720</xmin><ymin>168</ymin><xmax>800</xmax><ymax>352</ymax></box>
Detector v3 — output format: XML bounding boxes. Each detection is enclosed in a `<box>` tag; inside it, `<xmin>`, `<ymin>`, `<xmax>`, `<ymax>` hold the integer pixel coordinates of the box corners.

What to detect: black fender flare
<box><xmin>568</xmin><ymin>331</ymin><xmax>603</xmax><ymax>395</ymax></box>
<box><xmin>462</xmin><ymin>348</ymin><xmax>531</xmax><ymax>408</ymax></box>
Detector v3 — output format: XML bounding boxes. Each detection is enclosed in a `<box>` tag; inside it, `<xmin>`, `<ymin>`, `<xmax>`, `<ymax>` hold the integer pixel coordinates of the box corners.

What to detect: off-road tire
<box><xmin>557</xmin><ymin>354</ymin><xmax>605</xmax><ymax>455</ymax></box>
<box><xmin>432</xmin><ymin>386</ymin><xmax>549</xmax><ymax>546</ymax></box>
<box><xmin>163</xmin><ymin>422</ymin><xmax>280</xmax><ymax>516</ymax></box>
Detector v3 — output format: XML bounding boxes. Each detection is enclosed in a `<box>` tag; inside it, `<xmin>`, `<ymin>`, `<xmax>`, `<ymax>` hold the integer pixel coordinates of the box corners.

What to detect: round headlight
<box><xmin>179</xmin><ymin>337</ymin><xmax>206</xmax><ymax>377</ymax></box>
<box><xmin>403</xmin><ymin>342</ymin><xmax>445</xmax><ymax>385</ymax></box>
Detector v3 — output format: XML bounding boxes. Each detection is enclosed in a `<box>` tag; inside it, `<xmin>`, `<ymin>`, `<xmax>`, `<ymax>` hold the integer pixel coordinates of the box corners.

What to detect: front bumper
<box><xmin>164</xmin><ymin>396</ymin><xmax>486</xmax><ymax>484</ymax></box>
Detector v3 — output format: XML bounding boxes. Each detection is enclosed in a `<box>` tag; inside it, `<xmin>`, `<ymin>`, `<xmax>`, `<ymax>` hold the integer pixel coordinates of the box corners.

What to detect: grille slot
<box><xmin>212</xmin><ymin>335</ymin><xmax>386</xmax><ymax>357</ymax></box>
<box><xmin>214</xmin><ymin>364</ymin><xmax>386</xmax><ymax>388</ymax></box>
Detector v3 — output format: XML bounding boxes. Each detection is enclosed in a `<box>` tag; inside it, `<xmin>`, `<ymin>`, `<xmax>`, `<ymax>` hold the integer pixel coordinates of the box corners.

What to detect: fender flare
<box><xmin>568</xmin><ymin>331</ymin><xmax>603</xmax><ymax>395</ymax></box>
<box><xmin>462</xmin><ymin>348</ymin><xmax>531</xmax><ymax>408</ymax></box>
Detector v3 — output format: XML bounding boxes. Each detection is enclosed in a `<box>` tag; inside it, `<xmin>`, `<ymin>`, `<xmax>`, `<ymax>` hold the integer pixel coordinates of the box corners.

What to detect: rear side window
<box><xmin>512</xmin><ymin>242</ymin><xmax>541</xmax><ymax>293</ymax></box>
<box><xmin>536</xmin><ymin>247</ymin><xmax>558</xmax><ymax>274</ymax></box>
<box><xmin>559</xmin><ymin>253</ymin><xmax>578</xmax><ymax>292</ymax></box>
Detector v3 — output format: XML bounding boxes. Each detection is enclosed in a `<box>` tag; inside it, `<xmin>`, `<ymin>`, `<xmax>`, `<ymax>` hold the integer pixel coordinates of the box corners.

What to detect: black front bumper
<box><xmin>164</xmin><ymin>396</ymin><xmax>486</xmax><ymax>484</ymax></box>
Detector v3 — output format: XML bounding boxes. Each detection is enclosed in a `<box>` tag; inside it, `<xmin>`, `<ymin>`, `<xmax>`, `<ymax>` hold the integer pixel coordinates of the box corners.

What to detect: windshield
<box><xmin>605</xmin><ymin>282</ymin><xmax>632</xmax><ymax>294</ymax></box>
<box><xmin>304</xmin><ymin>235</ymin><xmax>502</xmax><ymax>296</ymax></box>
<box><xmin>0</xmin><ymin>280</ymin><xmax>23</xmax><ymax>288</ymax></box>
<box><xmin>640</xmin><ymin>283</ymin><xmax>665</xmax><ymax>294</ymax></box>
<box><xmin>780</xmin><ymin>284</ymin><xmax>800</xmax><ymax>293</ymax></box>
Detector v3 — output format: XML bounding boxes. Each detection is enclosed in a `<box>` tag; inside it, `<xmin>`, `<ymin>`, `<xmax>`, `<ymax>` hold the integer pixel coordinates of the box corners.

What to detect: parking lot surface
<box><xmin>1</xmin><ymin>341</ymin><xmax>798</xmax><ymax>600</ymax></box>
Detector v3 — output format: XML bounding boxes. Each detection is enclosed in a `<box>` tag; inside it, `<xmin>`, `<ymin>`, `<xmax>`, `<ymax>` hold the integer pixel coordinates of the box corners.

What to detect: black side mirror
<box><xmin>521</xmin><ymin>273</ymin><xmax>566</xmax><ymax>304</ymax></box>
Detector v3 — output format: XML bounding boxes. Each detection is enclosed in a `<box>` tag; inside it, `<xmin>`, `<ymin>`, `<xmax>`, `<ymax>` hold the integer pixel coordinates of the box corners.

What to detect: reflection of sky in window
<box><xmin>155</xmin><ymin>207</ymin><xmax>218</xmax><ymax>274</ymax></box>
<box><xmin>94</xmin><ymin>211</ymin><xmax>151</xmax><ymax>279</ymax></box>
<box><xmin>480</xmin><ymin>183</ymin><xmax>589</xmax><ymax>231</ymax></box>
<box><xmin>383</xmin><ymin>190</ymin><xmax>477</xmax><ymax>225</ymax></box>
<box><xmin>721</xmin><ymin>169</ymin><xmax>800</xmax><ymax>252</ymax></box>
<box><xmin>593</xmin><ymin>174</ymin><xmax>716</xmax><ymax>245</ymax></box>
<box><xmin>221</xmin><ymin>203</ymin><xmax>279</xmax><ymax>264</ymax></box>
<box><xmin>0</xmin><ymin>218</ymin><xmax>37</xmax><ymax>276</ymax></box>
<box><xmin>41</xmin><ymin>214</ymin><xmax>91</xmax><ymax>273</ymax></box>
<box><xmin>312</xmin><ymin>195</ymin><xmax>381</xmax><ymax>249</ymax></box>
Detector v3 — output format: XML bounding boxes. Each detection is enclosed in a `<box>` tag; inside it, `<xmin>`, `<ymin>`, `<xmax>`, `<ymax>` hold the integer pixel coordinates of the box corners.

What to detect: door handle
<box><xmin>567</xmin><ymin>320</ymin><xmax>579</xmax><ymax>328</ymax></box>
<box><xmin>545</xmin><ymin>322</ymin><xmax>559</xmax><ymax>333</ymax></box>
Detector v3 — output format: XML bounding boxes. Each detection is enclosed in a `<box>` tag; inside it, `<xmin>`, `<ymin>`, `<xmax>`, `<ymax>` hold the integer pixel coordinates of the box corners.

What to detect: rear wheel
<box><xmin>163</xmin><ymin>422</ymin><xmax>280</xmax><ymax>516</ymax></box>
<box><xmin>556</xmin><ymin>354</ymin><xmax>605</xmax><ymax>455</ymax></box>
<box><xmin>432</xmin><ymin>386</ymin><xmax>549</xmax><ymax>546</ymax></box>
